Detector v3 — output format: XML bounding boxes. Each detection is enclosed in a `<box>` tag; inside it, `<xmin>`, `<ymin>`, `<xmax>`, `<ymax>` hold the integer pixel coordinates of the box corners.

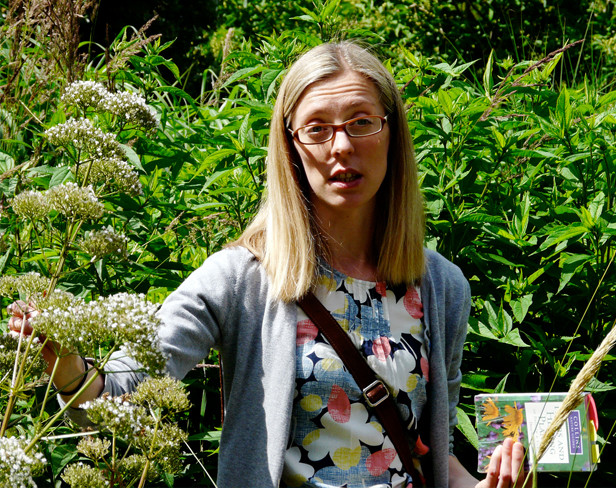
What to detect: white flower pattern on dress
<box><xmin>282</xmin><ymin>263</ymin><xmax>429</xmax><ymax>488</ymax></box>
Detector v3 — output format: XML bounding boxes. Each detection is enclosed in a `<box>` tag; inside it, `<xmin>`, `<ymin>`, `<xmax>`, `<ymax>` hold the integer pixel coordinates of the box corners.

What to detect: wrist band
<box><xmin>59</xmin><ymin>357</ymin><xmax>90</xmax><ymax>396</ymax></box>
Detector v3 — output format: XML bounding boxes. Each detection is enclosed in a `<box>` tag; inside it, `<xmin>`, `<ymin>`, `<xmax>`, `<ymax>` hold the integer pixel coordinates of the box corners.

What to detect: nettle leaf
<box><xmin>500</xmin><ymin>328</ymin><xmax>529</xmax><ymax>347</ymax></box>
<box><xmin>555</xmin><ymin>88</ymin><xmax>573</xmax><ymax>133</ymax></box>
<box><xmin>494</xmin><ymin>373</ymin><xmax>510</xmax><ymax>393</ymax></box>
<box><xmin>510</xmin><ymin>294</ymin><xmax>533</xmax><ymax>323</ymax></box>
<box><xmin>468</xmin><ymin>317</ymin><xmax>499</xmax><ymax>341</ymax></box>
<box><xmin>238</xmin><ymin>113</ymin><xmax>251</xmax><ymax>148</ymax></box>
<box><xmin>538</xmin><ymin>224</ymin><xmax>588</xmax><ymax>252</ymax></box>
<box><xmin>49</xmin><ymin>443</ymin><xmax>78</xmax><ymax>479</ymax></box>
<box><xmin>589</xmin><ymin>191</ymin><xmax>606</xmax><ymax>221</ymax></box>
<box><xmin>456</xmin><ymin>407</ymin><xmax>479</xmax><ymax>449</ymax></box>
<box><xmin>49</xmin><ymin>165</ymin><xmax>72</xmax><ymax>187</ymax></box>
<box><xmin>194</xmin><ymin>148</ymin><xmax>237</xmax><ymax>176</ymax></box>
<box><xmin>221</xmin><ymin>66</ymin><xmax>266</xmax><ymax>89</ymax></box>
<box><xmin>437</xmin><ymin>89</ymin><xmax>453</xmax><ymax>116</ymax></box>
<box><xmin>120</xmin><ymin>143</ymin><xmax>145</xmax><ymax>172</ymax></box>
<box><xmin>483</xmin><ymin>50</ymin><xmax>494</xmax><ymax>98</ymax></box>
<box><xmin>486</xmin><ymin>301</ymin><xmax>512</xmax><ymax>336</ymax></box>
<box><xmin>461</xmin><ymin>373</ymin><xmax>492</xmax><ymax>392</ymax></box>
<box><xmin>584</xmin><ymin>377</ymin><xmax>616</xmax><ymax>392</ymax></box>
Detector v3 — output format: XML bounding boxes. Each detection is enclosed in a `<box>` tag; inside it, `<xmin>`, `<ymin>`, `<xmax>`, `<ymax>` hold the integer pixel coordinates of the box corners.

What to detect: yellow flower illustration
<box><xmin>481</xmin><ymin>398</ymin><xmax>500</xmax><ymax>425</ymax></box>
<box><xmin>502</xmin><ymin>403</ymin><xmax>524</xmax><ymax>441</ymax></box>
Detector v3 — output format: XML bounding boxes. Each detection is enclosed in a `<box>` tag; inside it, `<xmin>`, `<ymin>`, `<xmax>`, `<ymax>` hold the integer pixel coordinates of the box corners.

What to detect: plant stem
<box><xmin>23</xmin><ymin>347</ymin><xmax>116</xmax><ymax>453</ymax></box>
<box><xmin>49</xmin><ymin>217</ymin><xmax>84</xmax><ymax>291</ymax></box>
<box><xmin>0</xmin><ymin>320</ymin><xmax>39</xmax><ymax>437</ymax></box>
<box><xmin>38</xmin><ymin>344</ymin><xmax>62</xmax><ymax>418</ymax></box>
<box><xmin>137</xmin><ymin>458</ymin><xmax>151</xmax><ymax>488</ymax></box>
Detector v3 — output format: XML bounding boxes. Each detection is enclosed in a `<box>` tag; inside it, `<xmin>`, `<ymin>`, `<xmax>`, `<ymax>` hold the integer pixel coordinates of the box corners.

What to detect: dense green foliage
<box><xmin>1</xmin><ymin>0</ymin><xmax>615</xmax><ymax>486</ymax></box>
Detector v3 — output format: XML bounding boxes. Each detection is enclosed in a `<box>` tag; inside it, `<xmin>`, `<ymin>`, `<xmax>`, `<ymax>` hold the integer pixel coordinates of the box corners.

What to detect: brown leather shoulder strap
<box><xmin>297</xmin><ymin>291</ymin><xmax>423</xmax><ymax>485</ymax></box>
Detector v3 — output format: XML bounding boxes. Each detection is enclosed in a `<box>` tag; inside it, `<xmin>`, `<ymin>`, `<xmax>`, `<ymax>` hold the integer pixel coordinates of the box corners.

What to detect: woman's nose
<box><xmin>330</xmin><ymin>127</ymin><xmax>354</xmax><ymax>156</ymax></box>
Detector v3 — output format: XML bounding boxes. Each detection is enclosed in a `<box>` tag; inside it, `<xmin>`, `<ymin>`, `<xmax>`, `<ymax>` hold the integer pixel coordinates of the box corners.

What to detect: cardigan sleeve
<box><xmin>60</xmin><ymin>247</ymin><xmax>255</xmax><ymax>424</ymax></box>
<box><xmin>445</xmin><ymin>270</ymin><xmax>471</xmax><ymax>454</ymax></box>
<box><xmin>421</xmin><ymin>249</ymin><xmax>471</xmax><ymax>487</ymax></box>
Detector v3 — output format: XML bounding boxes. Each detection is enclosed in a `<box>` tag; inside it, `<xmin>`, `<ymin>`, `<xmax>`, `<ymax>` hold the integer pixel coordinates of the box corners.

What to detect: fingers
<box><xmin>7</xmin><ymin>301</ymin><xmax>39</xmax><ymax>335</ymax></box>
<box><xmin>7</xmin><ymin>300</ymin><xmax>30</xmax><ymax>317</ymax></box>
<box><xmin>511</xmin><ymin>441</ymin><xmax>529</xmax><ymax>488</ymax></box>
<box><xmin>483</xmin><ymin>443</ymin><xmax>503</xmax><ymax>488</ymax></box>
<box><xmin>483</xmin><ymin>438</ymin><xmax>530</xmax><ymax>488</ymax></box>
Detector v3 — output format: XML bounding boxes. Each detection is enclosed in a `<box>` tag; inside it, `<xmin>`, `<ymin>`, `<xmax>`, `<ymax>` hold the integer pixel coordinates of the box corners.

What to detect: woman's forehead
<box><xmin>292</xmin><ymin>71</ymin><xmax>383</xmax><ymax>120</ymax></box>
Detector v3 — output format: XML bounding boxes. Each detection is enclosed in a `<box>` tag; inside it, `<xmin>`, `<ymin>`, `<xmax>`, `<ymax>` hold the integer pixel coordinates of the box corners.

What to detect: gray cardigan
<box><xmin>70</xmin><ymin>246</ymin><xmax>470</xmax><ymax>488</ymax></box>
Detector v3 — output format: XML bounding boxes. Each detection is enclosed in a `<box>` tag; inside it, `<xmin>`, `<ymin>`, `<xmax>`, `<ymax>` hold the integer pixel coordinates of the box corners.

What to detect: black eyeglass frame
<box><xmin>288</xmin><ymin>115</ymin><xmax>388</xmax><ymax>145</ymax></box>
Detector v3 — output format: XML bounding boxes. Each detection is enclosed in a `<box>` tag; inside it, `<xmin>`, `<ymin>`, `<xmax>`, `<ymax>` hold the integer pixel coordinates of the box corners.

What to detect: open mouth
<box><xmin>331</xmin><ymin>172</ymin><xmax>361</xmax><ymax>183</ymax></box>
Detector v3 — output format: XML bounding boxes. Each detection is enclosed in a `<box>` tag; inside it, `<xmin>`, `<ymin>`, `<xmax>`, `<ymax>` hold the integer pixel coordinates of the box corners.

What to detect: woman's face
<box><xmin>290</xmin><ymin>70</ymin><xmax>390</xmax><ymax>220</ymax></box>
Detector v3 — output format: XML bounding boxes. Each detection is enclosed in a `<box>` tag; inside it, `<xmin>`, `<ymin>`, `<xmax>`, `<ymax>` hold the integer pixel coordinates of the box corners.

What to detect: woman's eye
<box><xmin>351</xmin><ymin>117</ymin><xmax>373</xmax><ymax>127</ymax></box>
<box><xmin>306</xmin><ymin>125</ymin><xmax>325</xmax><ymax>133</ymax></box>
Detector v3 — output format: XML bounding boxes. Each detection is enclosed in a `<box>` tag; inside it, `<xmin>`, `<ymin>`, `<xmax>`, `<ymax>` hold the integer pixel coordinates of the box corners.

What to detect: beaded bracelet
<box><xmin>59</xmin><ymin>357</ymin><xmax>90</xmax><ymax>396</ymax></box>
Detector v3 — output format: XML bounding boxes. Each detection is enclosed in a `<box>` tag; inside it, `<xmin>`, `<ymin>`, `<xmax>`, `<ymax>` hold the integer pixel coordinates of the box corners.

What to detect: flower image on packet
<box><xmin>474</xmin><ymin>392</ymin><xmax>600</xmax><ymax>473</ymax></box>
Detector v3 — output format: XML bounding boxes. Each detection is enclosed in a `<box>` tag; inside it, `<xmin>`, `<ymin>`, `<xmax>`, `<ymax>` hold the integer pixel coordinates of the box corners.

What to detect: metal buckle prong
<box><xmin>362</xmin><ymin>380</ymin><xmax>389</xmax><ymax>407</ymax></box>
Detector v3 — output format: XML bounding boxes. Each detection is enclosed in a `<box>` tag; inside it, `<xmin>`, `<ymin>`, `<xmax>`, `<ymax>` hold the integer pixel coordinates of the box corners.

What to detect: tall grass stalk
<box><xmin>536</xmin><ymin>320</ymin><xmax>616</xmax><ymax>461</ymax></box>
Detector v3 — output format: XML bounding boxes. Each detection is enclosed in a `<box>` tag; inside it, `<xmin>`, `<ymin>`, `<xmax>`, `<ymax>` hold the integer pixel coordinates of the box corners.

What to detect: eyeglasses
<box><xmin>289</xmin><ymin>115</ymin><xmax>388</xmax><ymax>145</ymax></box>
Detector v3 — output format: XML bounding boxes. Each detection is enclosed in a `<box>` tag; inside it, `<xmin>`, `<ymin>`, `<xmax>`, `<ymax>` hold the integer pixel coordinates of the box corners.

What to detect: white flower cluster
<box><xmin>131</xmin><ymin>376</ymin><xmax>190</xmax><ymax>415</ymax></box>
<box><xmin>47</xmin><ymin>183</ymin><xmax>104</xmax><ymax>220</ymax></box>
<box><xmin>61</xmin><ymin>462</ymin><xmax>107</xmax><ymax>488</ymax></box>
<box><xmin>31</xmin><ymin>292</ymin><xmax>165</xmax><ymax>373</ymax></box>
<box><xmin>87</xmin><ymin>157</ymin><xmax>142</xmax><ymax>195</ymax></box>
<box><xmin>61</xmin><ymin>81</ymin><xmax>158</xmax><ymax>130</ymax></box>
<box><xmin>0</xmin><ymin>436</ymin><xmax>46</xmax><ymax>488</ymax></box>
<box><xmin>99</xmin><ymin>293</ymin><xmax>166</xmax><ymax>373</ymax></box>
<box><xmin>11</xmin><ymin>191</ymin><xmax>51</xmax><ymax>220</ymax></box>
<box><xmin>11</xmin><ymin>184</ymin><xmax>104</xmax><ymax>221</ymax></box>
<box><xmin>83</xmin><ymin>396</ymin><xmax>153</xmax><ymax>439</ymax></box>
<box><xmin>0</xmin><ymin>272</ymin><xmax>51</xmax><ymax>298</ymax></box>
<box><xmin>80</xmin><ymin>228</ymin><xmax>128</xmax><ymax>260</ymax></box>
<box><xmin>76</xmin><ymin>437</ymin><xmax>110</xmax><ymax>460</ymax></box>
<box><xmin>0</xmin><ymin>333</ymin><xmax>47</xmax><ymax>382</ymax></box>
<box><xmin>102</xmin><ymin>90</ymin><xmax>158</xmax><ymax>131</ymax></box>
<box><xmin>117</xmin><ymin>454</ymin><xmax>156</xmax><ymax>482</ymax></box>
<box><xmin>61</xmin><ymin>81</ymin><xmax>109</xmax><ymax>110</ymax></box>
<box><xmin>45</xmin><ymin>118</ymin><xmax>124</xmax><ymax>159</ymax></box>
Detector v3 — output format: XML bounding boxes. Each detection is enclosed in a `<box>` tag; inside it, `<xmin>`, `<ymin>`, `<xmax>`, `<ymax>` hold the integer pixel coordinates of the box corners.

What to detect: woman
<box><xmin>10</xmin><ymin>42</ymin><xmax>526</xmax><ymax>487</ymax></box>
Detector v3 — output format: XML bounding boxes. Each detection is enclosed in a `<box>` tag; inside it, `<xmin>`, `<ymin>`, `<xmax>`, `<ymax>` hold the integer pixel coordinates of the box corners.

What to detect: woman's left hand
<box><xmin>475</xmin><ymin>437</ymin><xmax>530</xmax><ymax>488</ymax></box>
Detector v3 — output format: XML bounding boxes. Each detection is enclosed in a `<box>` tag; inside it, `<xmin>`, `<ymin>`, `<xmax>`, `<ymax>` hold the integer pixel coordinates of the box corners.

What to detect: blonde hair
<box><xmin>233</xmin><ymin>41</ymin><xmax>424</xmax><ymax>301</ymax></box>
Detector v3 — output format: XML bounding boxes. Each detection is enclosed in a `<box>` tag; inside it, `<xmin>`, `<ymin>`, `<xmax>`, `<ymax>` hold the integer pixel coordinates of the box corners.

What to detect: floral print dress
<box><xmin>282</xmin><ymin>263</ymin><xmax>430</xmax><ymax>488</ymax></box>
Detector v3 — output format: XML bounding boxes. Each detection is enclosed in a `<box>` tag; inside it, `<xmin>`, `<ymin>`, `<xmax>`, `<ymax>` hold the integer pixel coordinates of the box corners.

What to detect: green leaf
<box><xmin>120</xmin><ymin>143</ymin><xmax>145</xmax><ymax>172</ymax></box>
<box><xmin>584</xmin><ymin>377</ymin><xmax>616</xmax><ymax>392</ymax></box>
<box><xmin>539</xmin><ymin>225</ymin><xmax>587</xmax><ymax>252</ymax></box>
<box><xmin>510</xmin><ymin>294</ymin><xmax>533</xmax><ymax>323</ymax></box>
<box><xmin>195</xmin><ymin>148</ymin><xmax>238</xmax><ymax>176</ymax></box>
<box><xmin>221</xmin><ymin>66</ymin><xmax>266</xmax><ymax>89</ymax></box>
<box><xmin>437</xmin><ymin>89</ymin><xmax>453</xmax><ymax>116</ymax></box>
<box><xmin>200</xmin><ymin>168</ymin><xmax>236</xmax><ymax>193</ymax></box>
<box><xmin>238</xmin><ymin>112</ymin><xmax>251</xmax><ymax>148</ymax></box>
<box><xmin>467</xmin><ymin>317</ymin><xmax>499</xmax><ymax>341</ymax></box>
<box><xmin>500</xmin><ymin>329</ymin><xmax>529</xmax><ymax>347</ymax></box>
<box><xmin>456</xmin><ymin>407</ymin><xmax>479</xmax><ymax>449</ymax></box>
<box><xmin>0</xmin><ymin>150</ymin><xmax>15</xmax><ymax>172</ymax></box>
<box><xmin>189</xmin><ymin>429</ymin><xmax>222</xmax><ymax>442</ymax></box>
<box><xmin>49</xmin><ymin>443</ymin><xmax>78</xmax><ymax>479</ymax></box>
<box><xmin>322</xmin><ymin>0</ymin><xmax>341</xmax><ymax>18</ymax></box>
<box><xmin>0</xmin><ymin>248</ymin><xmax>11</xmax><ymax>276</ymax></box>
<box><xmin>555</xmin><ymin>88</ymin><xmax>572</xmax><ymax>133</ymax></box>
<box><xmin>155</xmin><ymin>85</ymin><xmax>197</xmax><ymax>107</ymax></box>
<box><xmin>483</xmin><ymin>50</ymin><xmax>494</xmax><ymax>97</ymax></box>
<box><xmin>494</xmin><ymin>373</ymin><xmax>510</xmax><ymax>393</ymax></box>
<box><xmin>47</xmin><ymin>165</ymin><xmax>72</xmax><ymax>188</ymax></box>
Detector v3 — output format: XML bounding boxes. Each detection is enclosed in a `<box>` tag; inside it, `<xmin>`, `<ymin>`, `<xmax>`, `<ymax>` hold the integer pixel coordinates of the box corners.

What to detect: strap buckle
<box><xmin>362</xmin><ymin>380</ymin><xmax>389</xmax><ymax>407</ymax></box>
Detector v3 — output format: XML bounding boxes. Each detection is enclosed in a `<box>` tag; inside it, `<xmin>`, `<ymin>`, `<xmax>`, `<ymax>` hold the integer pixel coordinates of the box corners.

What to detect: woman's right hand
<box><xmin>7</xmin><ymin>300</ymin><xmax>102</xmax><ymax>403</ymax></box>
<box><xmin>7</xmin><ymin>300</ymin><xmax>59</xmax><ymax>375</ymax></box>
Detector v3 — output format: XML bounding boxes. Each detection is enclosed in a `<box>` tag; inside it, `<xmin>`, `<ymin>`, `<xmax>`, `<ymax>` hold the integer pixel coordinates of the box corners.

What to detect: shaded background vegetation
<box><xmin>1</xmin><ymin>0</ymin><xmax>615</xmax><ymax>486</ymax></box>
